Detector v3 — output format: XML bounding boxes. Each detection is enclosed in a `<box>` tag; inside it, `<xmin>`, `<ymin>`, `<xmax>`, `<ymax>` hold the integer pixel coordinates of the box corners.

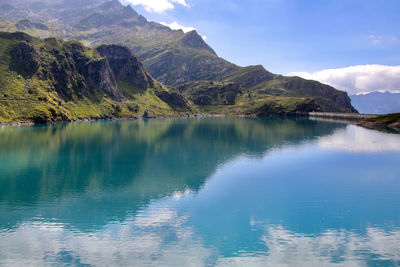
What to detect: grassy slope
<box><xmin>0</xmin><ymin>33</ymin><xmax>186</xmax><ymax>123</ymax></box>
<box><xmin>174</xmin><ymin>80</ymin><xmax>318</xmax><ymax>115</ymax></box>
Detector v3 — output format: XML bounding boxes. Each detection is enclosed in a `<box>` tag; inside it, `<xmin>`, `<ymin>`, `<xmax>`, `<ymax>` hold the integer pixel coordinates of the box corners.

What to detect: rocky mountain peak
<box><xmin>181</xmin><ymin>30</ymin><xmax>216</xmax><ymax>55</ymax></box>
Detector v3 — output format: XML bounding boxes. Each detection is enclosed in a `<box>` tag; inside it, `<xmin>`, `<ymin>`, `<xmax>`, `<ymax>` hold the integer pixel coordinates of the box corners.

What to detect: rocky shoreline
<box><xmin>0</xmin><ymin>121</ymin><xmax>35</xmax><ymax>127</ymax></box>
<box><xmin>355</xmin><ymin>113</ymin><xmax>400</xmax><ymax>132</ymax></box>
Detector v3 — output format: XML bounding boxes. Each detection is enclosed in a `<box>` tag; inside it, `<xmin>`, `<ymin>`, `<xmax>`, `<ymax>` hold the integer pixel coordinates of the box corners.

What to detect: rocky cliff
<box><xmin>96</xmin><ymin>44</ymin><xmax>153</xmax><ymax>91</ymax></box>
<box><xmin>0</xmin><ymin>32</ymin><xmax>190</xmax><ymax>123</ymax></box>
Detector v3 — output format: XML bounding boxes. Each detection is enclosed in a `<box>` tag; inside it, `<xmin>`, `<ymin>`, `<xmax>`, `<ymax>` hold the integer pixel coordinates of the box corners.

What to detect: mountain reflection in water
<box><xmin>0</xmin><ymin>118</ymin><xmax>399</xmax><ymax>266</ymax></box>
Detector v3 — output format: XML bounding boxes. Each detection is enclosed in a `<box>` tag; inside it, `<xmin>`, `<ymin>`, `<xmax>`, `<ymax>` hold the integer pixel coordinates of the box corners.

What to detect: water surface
<box><xmin>0</xmin><ymin>118</ymin><xmax>399</xmax><ymax>266</ymax></box>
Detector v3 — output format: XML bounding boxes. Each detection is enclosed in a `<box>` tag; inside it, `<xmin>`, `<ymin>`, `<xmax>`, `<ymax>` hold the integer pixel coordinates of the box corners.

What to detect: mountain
<box><xmin>0</xmin><ymin>0</ymin><xmax>357</xmax><ymax>115</ymax></box>
<box><xmin>350</xmin><ymin>92</ymin><xmax>400</xmax><ymax>114</ymax></box>
<box><xmin>0</xmin><ymin>32</ymin><xmax>191</xmax><ymax>123</ymax></box>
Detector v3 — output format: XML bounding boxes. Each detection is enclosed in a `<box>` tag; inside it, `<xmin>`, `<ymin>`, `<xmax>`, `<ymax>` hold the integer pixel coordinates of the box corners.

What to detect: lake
<box><xmin>0</xmin><ymin>117</ymin><xmax>400</xmax><ymax>266</ymax></box>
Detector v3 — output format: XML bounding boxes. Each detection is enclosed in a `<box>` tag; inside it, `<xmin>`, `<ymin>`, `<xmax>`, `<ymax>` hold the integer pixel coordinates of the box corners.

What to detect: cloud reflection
<box><xmin>217</xmin><ymin>225</ymin><xmax>400</xmax><ymax>267</ymax></box>
<box><xmin>318</xmin><ymin>125</ymin><xmax>400</xmax><ymax>153</ymax></box>
<box><xmin>0</xmin><ymin>207</ymin><xmax>211</xmax><ymax>266</ymax></box>
<box><xmin>1</xmin><ymin>207</ymin><xmax>400</xmax><ymax>266</ymax></box>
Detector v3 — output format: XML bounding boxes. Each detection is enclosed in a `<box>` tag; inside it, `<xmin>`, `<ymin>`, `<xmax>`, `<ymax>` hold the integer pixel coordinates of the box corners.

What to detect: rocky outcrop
<box><xmin>7</xmin><ymin>36</ymin><xmax>130</xmax><ymax>101</ymax></box>
<box><xmin>10</xmin><ymin>41</ymin><xmax>40</xmax><ymax>77</ymax></box>
<box><xmin>84</xmin><ymin>58</ymin><xmax>122</xmax><ymax>101</ymax></box>
<box><xmin>155</xmin><ymin>90</ymin><xmax>190</xmax><ymax>109</ymax></box>
<box><xmin>0</xmin><ymin>32</ymin><xmax>195</xmax><ymax>124</ymax></box>
<box><xmin>96</xmin><ymin>44</ymin><xmax>153</xmax><ymax>90</ymax></box>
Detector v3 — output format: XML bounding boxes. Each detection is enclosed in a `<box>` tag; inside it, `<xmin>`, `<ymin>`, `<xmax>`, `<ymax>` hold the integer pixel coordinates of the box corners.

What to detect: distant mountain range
<box><xmin>0</xmin><ymin>0</ymin><xmax>357</xmax><ymax>123</ymax></box>
<box><xmin>350</xmin><ymin>92</ymin><xmax>400</xmax><ymax>114</ymax></box>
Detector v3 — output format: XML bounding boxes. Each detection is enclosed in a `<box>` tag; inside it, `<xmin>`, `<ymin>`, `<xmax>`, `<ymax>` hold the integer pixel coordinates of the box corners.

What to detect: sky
<box><xmin>120</xmin><ymin>0</ymin><xmax>400</xmax><ymax>94</ymax></box>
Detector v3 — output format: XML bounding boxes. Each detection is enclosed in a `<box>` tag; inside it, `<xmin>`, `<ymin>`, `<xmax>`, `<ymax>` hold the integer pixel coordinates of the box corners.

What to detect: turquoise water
<box><xmin>0</xmin><ymin>117</ymin><xmax>400</xmax><ymax>266</ymax></box>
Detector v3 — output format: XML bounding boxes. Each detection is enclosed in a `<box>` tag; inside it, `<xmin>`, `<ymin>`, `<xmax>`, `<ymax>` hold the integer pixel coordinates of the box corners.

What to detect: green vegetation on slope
<box><xmin>0</xmin><ymin>32</ymin><xmax>191</xmax><ymax>123</ymax></box>
<box><xmin>173</xmin><ymin>80</ymin><xmax>320</xmax><ymax>115</ymax></box>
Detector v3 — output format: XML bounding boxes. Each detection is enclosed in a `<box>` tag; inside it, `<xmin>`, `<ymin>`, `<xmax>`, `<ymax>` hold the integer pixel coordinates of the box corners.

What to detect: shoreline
<box><xmin>0</xmin><ymin>112</ymin><xmax>374</xmax><ymax>128</ymax></box>
<box><xmin>0</xmin><ymin>113</ymin><xmax>259</xmax><ymax>127</ymax></box>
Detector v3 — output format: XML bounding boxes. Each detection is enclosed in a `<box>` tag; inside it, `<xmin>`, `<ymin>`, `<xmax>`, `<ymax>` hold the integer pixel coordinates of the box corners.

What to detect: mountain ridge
<box><xmin>0</xmin><ymin>0</ymin><xmax>358</xmax><ymax>123</ymax></box>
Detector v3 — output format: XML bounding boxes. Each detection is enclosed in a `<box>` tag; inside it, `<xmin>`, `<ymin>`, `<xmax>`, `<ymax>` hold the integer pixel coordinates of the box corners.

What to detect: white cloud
<box><xmin>290</xmin><ymin>65</ymin><xmax>400</xmax><ymax>95</ymax></box>
<box><xmin>160</xmin><ymin>21</ymin><xmax>207</xmax><ymax>40</ymax></box>
<box><xmin>122</xmin><ymin>0</ymin><xmax>189</xmax><ymax>13</ymax></box>
<box><xmin>368</xmin><ymin>35</ymin><xmax>382</xmax><ymax>46</ymax></box>
<box><xmin>366</xmin><ymin>34</ymin><xmax>398</xmax><ymax>46</ymax></box>
<box><xmin>160</xmin><ymin>21</ymin><xmax>195</xmax><ymax>32</ymax></box>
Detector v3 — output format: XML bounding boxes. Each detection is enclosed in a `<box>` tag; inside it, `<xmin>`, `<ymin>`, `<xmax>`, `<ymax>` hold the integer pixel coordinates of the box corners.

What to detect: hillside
<box><xmin>0</xmin><ymin>32</ymin><xmax>191</xmax><ymax>123</ymax></box>
<box><xmin>0</xmin><ymin>0</ymin><xmax>357</xmax><ymax>114</ymax></box>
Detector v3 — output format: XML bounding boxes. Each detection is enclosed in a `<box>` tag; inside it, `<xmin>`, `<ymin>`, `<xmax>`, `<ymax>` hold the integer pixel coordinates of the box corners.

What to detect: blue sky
<box><xmin>122</xmin><ymin>0</ymin><xmax>400</xmax><ymax>94</ymax></box>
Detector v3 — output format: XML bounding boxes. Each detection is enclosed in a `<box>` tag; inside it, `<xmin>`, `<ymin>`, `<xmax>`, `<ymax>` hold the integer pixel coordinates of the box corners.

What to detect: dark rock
<box><xmin>10</xmin><ymin>41</ymin><xmax>40</xmax><ymax>77</ymax></box>
<box><xmin>193</xmin><ymin>95</ymin><xmax>213</xmax><ymax>106</ymax></box>
<box><xmin>254</xmin><ymin>99</ymin><xmax>322</xmax><ymax>117</ymax></box>
<box><xmin>155</xmin><ymin>90</ymin><xmax>190</xmax><ymax>109</ymax></box>
<box><xmin>0</xmin><ymin>32</ymin><xmax>33</xmax><ymax>41</ymax></box>
<box><xmin>96</xmin><ymin>44</ymin><xmax>153</xmax><ymax>90</ymax></box>
<box><xmin>85</xmin><ymin>58</ymin><xmax>123</xmax><ymax>101</ymax></box>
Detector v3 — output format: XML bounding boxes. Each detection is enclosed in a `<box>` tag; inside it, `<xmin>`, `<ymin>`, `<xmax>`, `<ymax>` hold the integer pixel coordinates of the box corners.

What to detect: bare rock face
<box><xmin>7</xmin><ymin>36</ymin><xmax>148</xmax><ymax>102</ymax></box>
<box><xmin>96</xmin><ymin>45</ymin><xmax>153</xmax><ymax>90</ymax></box>
<box><xmin>10</xmin><ymin>41</ymin><xmax>40</xmax><ymax>77</ymax></box>
<box><xmin>85</xmin><ymin>58</ymin><xmax>123</xmax><ymax>101</ymax></box>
